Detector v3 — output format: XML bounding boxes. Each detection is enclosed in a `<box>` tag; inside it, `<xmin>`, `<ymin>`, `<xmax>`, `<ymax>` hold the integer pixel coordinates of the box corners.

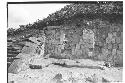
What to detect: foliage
<box><xmin>7</xmin><ymin>2</ymin><xmax>122</xmax><ymax>36</ymax></box>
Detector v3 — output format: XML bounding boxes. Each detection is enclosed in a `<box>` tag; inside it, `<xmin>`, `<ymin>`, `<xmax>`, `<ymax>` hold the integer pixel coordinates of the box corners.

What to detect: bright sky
<box><xmin>8</xmin><ymin>4</ymin><xmax>68</xmax><ymax>29</ymax></box>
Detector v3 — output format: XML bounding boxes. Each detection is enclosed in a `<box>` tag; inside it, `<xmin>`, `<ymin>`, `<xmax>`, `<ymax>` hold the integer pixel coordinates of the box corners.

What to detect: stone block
<box><xmin>113</xmin><ymin>44</ymin><xmax>118</xmax><ymax>49</ymax></box>
<box><xmin>102</xmin><ymin>48</ymin><xmax>108</xmax><ymax>56</ymax></box>
<box><xmin>37</xmin><ymin>36</ymin><xmax>46</xmax><ymax>43</ymax></box>
<box><xmin>87</xmin><ymin>43</ymin><xmax>94</xmax><ymax>48</ymax></box>
<box><xmin>25</xmin><ymin>42</ymin><xmax>38</xmax><ymax>48</ymax></box>
<box><xmin>102</xmin><ymin>34</ymin><xmax>106</xmax><ymax>39</ymax></box>
<box><xmin>21</xmin><ymin>46</ymin><xmax>37</xmax><ymax>55</ymax></box>
<box><xmin>29</xmin><ymin>37</ymin><xmax>39</xmax><ymax>44</ymax></box>
<box><xmin>121</xmin><ymin>32</ymin><xmax>123</xmax><ymax>38</ymax></box>
<box><xmin>75</xmin><ymin>44</ymin><xmax>80</xmax><ymax>51</ymax></box>
<box><xmin>112</xmin><ymin>32</ymin><xmax>117</xmax><ymax>37</ymax></box>
<box><xmin>106</xmin><ymin>37</ymin><xmax>111</xmax><ymax>44</ymax></box>
<box><xmin>109</xmin><ymin>25</ymin><xmax>113</xmax><ymax>32</ymax></box>
<box><xmin>94</xmin><ymin>41</ymin><xmax>99</xmax><ymax>46</ymax></box>
<box><xmin>72</xmin><ymin>46</ymin><xmax>76</xmax><ymax>55</ymax></box>
<box><xmin>16</xmin><ymin>53</ymin><xmax>33</xmax><ymax>59</ymax></box>
<box><xmin>108</xmin><ymin>33</ymin><xmax>113</xmax><ymax>38</ymax></box>
<box><xmin>79</xmin><ymin>39</ymin><xmax>83</xmax><ymax>44</ymax></box>
<box><xmin>115</xmin><ymin>50</ymin><xmax>123</xmax><ymax>67</ymax></box>
<box><xmin>8</xmin><ymin>59</ymin><xmax>29</xmax><ymax>74</ymax></box>
<box><xmin>120</xmin><ymin>36</ymin><xmax>123</xmax><ymax>43</ymax></box>
<box><xmin>116</xmin><ymin>37</ymin><xmax>121</xmax><ymax>44</ymax></box>
<box><xmin>99</xmin><ymin>48</ymin><xmax>108</xmax><ymax>60</ymax></box>
<box><xmin>98</xmin><ymin>41</ymin><xmax>103</xmax><ymax>47</ymax></box>
<box><xmin>107</xmin><ymin>43</ymin><xmax>112</xmax><ymax>50</ymax></box>
<box><xmin>118</xmin><ymin>44</ymin><xmax>123</xmax><ymax>50</ymax></box>
<box><xmin>108</xmin><ymin>49</ymin><xmax>112</xmax><ymax>55</ymax></box>
<box><xmin>117</xmin><ymin>50</ymin><xmax>123</xmax><ymax>56</ymax></box>
<box><xmin>88</xmin><ymin>52</ymin><xmax>93</xmax><ymax>57</ymax></box>
<box><xmin>116</xmin><ymin>27</ymin><xmax>120</xmax><ymax>32</ymax></box>
<box><xmin>103</xmin><ymin>43</ymin><xmax>107</xmax><ymax>49</ymax></box>
<box><xmin>116</xmin><ymin>31</ymin><xmax>121</xmax><ymax>37</ymax></box>
<box><xmin>111</xmin><ymin>37</ymin><xmax>116</xmax><ymax>43</ymax></box>
<box><xmin>112</xmin><ymin>49</ymin><xmax>117</xmax><ymax>55</ymax></box>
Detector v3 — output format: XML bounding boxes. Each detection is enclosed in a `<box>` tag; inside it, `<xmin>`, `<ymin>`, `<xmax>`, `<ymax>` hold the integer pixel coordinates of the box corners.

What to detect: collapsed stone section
<box><xmin>8</xmin><ymin>30</ymin><xmax>46</xmax><ymax>73</ymax></box>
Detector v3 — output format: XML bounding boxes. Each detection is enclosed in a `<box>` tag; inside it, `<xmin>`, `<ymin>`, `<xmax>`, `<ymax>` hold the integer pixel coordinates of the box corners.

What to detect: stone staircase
<box><xmin>7</xmin><ymin>39</ymin><xmax>23</xmax><ymax>68</ymax></box>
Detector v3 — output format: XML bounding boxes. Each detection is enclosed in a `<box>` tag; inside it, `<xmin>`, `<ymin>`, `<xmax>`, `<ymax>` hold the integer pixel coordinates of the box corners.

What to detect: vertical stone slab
<box><xmin>82</xmin><ymin>29</ymin><xmax>95</xmax><ymax>48</ymax></box>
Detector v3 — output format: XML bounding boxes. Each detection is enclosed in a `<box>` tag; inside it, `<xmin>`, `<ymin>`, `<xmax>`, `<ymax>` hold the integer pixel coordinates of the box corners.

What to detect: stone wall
<box><xmin>95</xmin><ymin>23</ymin><xmax>123</xmax><ymax>66</ymax></box>
<box><xmin>44</xmin><ymin>20</ymin><xmax>123</xmax><ymax>66</ymax></box>
<box><xmin>44</xmin><ymin>26</ymin><xmax>95</xmax><ymax>59</ymax></box>
<box><xmin>8</xmin><ymin>20</ymin><xmax>122</xmax><ymax>68</ymax></box>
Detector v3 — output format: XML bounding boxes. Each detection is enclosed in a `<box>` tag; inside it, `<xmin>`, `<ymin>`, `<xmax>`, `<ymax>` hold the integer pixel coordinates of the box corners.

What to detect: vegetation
<box><xmin>7</xmin><ymin>1</ymin><xmax>122</xmax><ymax>36</ymax></box>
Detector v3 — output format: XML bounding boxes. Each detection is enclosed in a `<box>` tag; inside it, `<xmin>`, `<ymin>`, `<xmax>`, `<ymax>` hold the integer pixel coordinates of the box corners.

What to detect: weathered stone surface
<box><xmin>29</xmin><ymin>37</ymin><xmax>40</xmax><ymax>44</ymax></box>
<box><xmin>103</xmin><ymin>43</ymin><xmax>107</xmax><ymax>49</ymax></box>
<box><xmin>8</xmin><ymin>57</ymin><xmax>123</xmax><ymax>83</ymax></box>
<box><xmin>25</xmin><ymin>42</ymin><xmax>38</xmax><ymax>48</ymax></box>
<box><xmin>98</xmin><ymin>41</ymin><xmax>103</xmax><ymax>47</ymax></box>
<box><xmin>106</xmin><ymin>37</ymin><xmax>112</xmax><ymax>44</ymax></box>
<box><xmin>120</xmin><ymin>35</ymin><xmax>123</xmax><ymax>43</ymax></box>
<box><xmin>82</xmin><ymin>29</ymin><xmax>95</xmax><ymax>48</ymax></box>
<box><xmin>112</xmin><ymin>49</ymin><xmax>117</xmax><ymax>55</ymax></box>
<box><xmin>118</xmin><ymin>44</ymin><xmax>123</xmax><ymax>50</ymax></box>
<box><xmin>117</xmin><ymin>31</ymin><xmax>121</xmax><ymax>37</ymax></box>
<box><xmin>99</xmin><ymin>48</ymin><xmax>108</xmax><ymax>61</ymax></box>
<box><xmin>108</xmin><ymin>33</ymin><xmax>113</xmax><ymax>38</ymax></box>
<box><xmin>116</xmin><ymin>37</ymin><xmax>121</xmax><ymax>44</ymax></box>
<box><xmin>75</xmin><ymin>49</ymin><xmax>83</xmax><ymax>57</ymax></box>
<box><xmin>16</xmin><ymin>53</ymin><xmax>33</xmax><ymax>60</ymax></box>
<box><xmin>121</xmin><ymin>32</ymin><xmax>123</xmax><ymax>38</ymax></box>
<box><xmin>21</xmin><ymin>46</ymin><xmax>37</xmax><ymax>55</ymax></box>
<box><xmin>112</xmin><ymin>32</ymin><xmax>117</xmax><ymax>37</ymax></box>
<box><xmin>88</xmin><ymin>52</ymin><xmax>93</xmax><ymax>57</ymax></box>
<box><xmin>102</xmin><ymin>34</ymin><xmax>106</xmax><ymax>39</ymax></box>
<box><xmin>111</xmin><ymin>37</ymin><xmax>116</xmax><ymax>43</ymax></box>
<box><xmin>8</xmin><ymin>59</ymin><xmax>29</xmax><ymax>74</ymax></box>
<box><xmin>117</xmin><ymin>50</ymin><xmax>123</xmax><ymax>56</ymax></box>
<box><xmin>102</xmin><ymin>48</ymin><xmax>109</xmax><ymax>56</ymax></box>
<box><xmin>107</xmin><ymin>43</ymin><xmax>112</xmax><ymax>50</ymax></box>
<box><xmin>37</xmin><ymin>36</ymin><xmax>46</xmax><ymax>42</ymax></box>
<box><xmin>113</xmin><ymin>44</ymin><xmax>118</xmax><ymax>49</ymax></box>
<box><xmin>45</xmin><ymin>27</ymin><xmax>95</xmax><ymax>59</ymax></box>
<box><xmin>115</xmin><ymin>50</ymin><xmax>123</xmax><ymax>66</ymax></box>
<box><xmin>108</xmin><ymin>49</ymin><xmax>112</xmax><ymax>55</ymax></box>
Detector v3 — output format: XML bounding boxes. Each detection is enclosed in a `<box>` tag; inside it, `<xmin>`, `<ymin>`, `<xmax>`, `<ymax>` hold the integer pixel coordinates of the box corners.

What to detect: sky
<box><xmin>8</xmin><ymin>4</ymin><xmax>68</xmax><ymax>29</ymax></box>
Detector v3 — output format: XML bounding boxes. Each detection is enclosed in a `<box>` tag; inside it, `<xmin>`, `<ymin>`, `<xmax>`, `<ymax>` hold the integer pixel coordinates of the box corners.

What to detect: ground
<box><xmin>8</xmin><ymin>58</ymin><xmax>122</xmax><ymax>83</ymax></box>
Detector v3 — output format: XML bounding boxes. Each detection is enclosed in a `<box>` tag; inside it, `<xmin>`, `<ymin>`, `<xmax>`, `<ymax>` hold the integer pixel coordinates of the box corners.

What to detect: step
<box><xmin>7</xmin><ymin>51</ymin><xmax>21</xmax><ymax>53</ymax></box>
<box><xmin>7</xmin><ymin>57</ymin><xmax>20</xmax><ymax>62</ymax></box>
<box><xmin>7</xmin><ymin>54</ymin><xmax>18</xmax><ymax>57</ymax></box>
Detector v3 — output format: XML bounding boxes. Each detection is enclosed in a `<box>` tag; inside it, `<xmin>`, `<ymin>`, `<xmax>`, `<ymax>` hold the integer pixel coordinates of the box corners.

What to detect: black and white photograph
<box><xmin>7</xmin><ymin>1</ymin><xmax>123</xmax><ymax>83</ymax></box>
